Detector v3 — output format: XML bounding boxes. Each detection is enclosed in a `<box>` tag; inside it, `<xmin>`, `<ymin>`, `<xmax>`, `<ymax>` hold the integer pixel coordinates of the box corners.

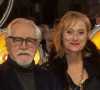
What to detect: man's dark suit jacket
<box><xmin>0</xmin><ymin>60</ymin><xmax>62</xmax><ymax>90</ymax></box>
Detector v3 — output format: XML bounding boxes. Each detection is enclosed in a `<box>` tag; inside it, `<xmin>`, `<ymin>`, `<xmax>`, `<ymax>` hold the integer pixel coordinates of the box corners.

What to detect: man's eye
<box><xmin>14</xmin><ymin>38</ymin><xmax>22</xmax><ymax>42</ymax></box>
<box><xmin>27</xmin><ymin>39</ymin><xmax>34</xmax><ymax>43</ymax></box>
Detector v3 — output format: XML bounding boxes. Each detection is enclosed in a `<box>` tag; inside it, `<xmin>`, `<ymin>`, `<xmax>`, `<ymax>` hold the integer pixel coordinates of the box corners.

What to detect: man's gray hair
<box><xmin>44</xmin><ymin>29</ymin><xmax>55</xmax><ymax>39</ymax></box>
<box><xmin>6</xmin><ymin>18</ymin><xmax>41</xmax><ymax>40</ymax></box>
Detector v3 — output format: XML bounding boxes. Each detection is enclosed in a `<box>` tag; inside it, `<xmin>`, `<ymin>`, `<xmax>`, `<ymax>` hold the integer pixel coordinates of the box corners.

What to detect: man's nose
<box><xmin>20</xmin><ymin>41</ymin><xmax>28</xmax><ymax>49</ymax></box>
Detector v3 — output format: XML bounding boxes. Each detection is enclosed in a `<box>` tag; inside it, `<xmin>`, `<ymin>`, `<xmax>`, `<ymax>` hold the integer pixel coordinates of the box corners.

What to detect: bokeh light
<box><xmin>91</xmin><ymin>31</ymin><xmax>100</xmax><ymax>49</ymax></box>
<box><xmin>90</xmin><ymin>27</ymin><xmax>100</xmax><ymax>49</ymax></box>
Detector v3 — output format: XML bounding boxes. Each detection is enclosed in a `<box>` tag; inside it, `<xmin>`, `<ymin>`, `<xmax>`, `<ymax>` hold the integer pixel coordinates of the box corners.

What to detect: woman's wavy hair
<box><xmin>54</xmin><ymin>11</ymin><xmax>91</xmax><ymax>58</ymax></box>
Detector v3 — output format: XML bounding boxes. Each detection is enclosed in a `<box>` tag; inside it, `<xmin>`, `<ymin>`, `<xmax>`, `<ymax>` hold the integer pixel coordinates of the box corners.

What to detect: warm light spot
<box><xmin>90</xmin><ymin>27</ymin><xmax>100</xmax><ymax>50</ymax></box>
<box><xmin>92</xmin><ymin>32</ymin><xmax>100</xmax><ymax>49</ymax></box>
<box><xmin>34</xmin><ymin>50</ymin><xmax>40</xmax><ymax>64</ymax></box>
<box><xmin>0</xmin><ymin>34</ymin><xmax>8</xmax><ymax>64</ymax></box>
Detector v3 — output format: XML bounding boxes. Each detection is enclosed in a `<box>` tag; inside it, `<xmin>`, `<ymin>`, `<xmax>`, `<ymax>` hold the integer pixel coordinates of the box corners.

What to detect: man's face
<box><xmin>6</xmin><ymin>23</ymin><xmax>39</xmax><ymax>67</ymax></box>
<box><xmin>40</xmin><ymin>27</ymin><xmax>49</xmax><ymax>40</ymax></box>
<box><xmin>46</xmin><ymin>32</ymin><xmax>55</xmax><ymax>53</ymax></box>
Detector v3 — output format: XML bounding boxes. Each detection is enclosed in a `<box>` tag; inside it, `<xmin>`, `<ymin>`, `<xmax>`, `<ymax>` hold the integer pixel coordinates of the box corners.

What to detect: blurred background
<box><xmin>0</xmin><ymin>0</ymin><xmax>100</xmax><ymax>28</ymax></box>
<box><xmin>0</xmin><ymin>0</ymin><xmax>100</xmax><ymax>64</ymax></box>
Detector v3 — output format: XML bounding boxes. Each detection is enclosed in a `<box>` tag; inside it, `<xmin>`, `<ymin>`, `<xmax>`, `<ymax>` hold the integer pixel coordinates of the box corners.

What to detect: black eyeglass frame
<box><xmin>7</xmin><ymin>36</ymin><xmax>38</xmax><ymax>47</ymax></box>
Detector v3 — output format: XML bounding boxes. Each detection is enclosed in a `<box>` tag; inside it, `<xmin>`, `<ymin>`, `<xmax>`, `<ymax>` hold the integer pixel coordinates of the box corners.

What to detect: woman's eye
<box><xmin>79</xmin><ymin>31</ymin><xmax>84</xmax><ymax>34</ymax></box>
<box><xmin>66</xmin><ymin>30</ymin><xmax>73</xmax><ymax>34</ymax></box>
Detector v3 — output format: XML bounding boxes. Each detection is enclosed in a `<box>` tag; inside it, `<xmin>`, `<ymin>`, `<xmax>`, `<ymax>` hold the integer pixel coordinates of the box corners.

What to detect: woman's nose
<box><xmin>73</xmin><ymin>33</ymin><xmax>78</xmax><ymax>41</ymax></box>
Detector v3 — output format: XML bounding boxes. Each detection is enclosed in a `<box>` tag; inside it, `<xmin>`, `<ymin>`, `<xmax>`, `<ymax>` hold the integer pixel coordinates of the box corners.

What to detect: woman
<box><xmin>49</xmin><ymin>11</ymin><xmax>100</xmax><ymax>90</ymax></box>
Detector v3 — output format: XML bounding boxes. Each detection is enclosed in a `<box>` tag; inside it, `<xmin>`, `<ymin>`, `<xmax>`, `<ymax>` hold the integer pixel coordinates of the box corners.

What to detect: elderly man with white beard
<box><xmin>0</xmin><ymin>18</ymin><xmax>62</xmax><ymax>90</ymax></box>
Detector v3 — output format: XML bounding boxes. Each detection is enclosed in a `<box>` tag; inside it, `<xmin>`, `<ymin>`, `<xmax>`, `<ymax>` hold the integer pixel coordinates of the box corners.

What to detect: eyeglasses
<box><xmin>7</xmin><ymin>36</ymin><xmax>38</xmax><ymax>47</ymax></box>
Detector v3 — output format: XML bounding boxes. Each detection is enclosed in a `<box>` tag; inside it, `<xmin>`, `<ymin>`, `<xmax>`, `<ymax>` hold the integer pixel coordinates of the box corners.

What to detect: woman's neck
<box><xmin>65</xmin><ymin>51</ymin><xmax>82</xmax><ymax>65</ymax></box>
<box><xmin>66</xmin><ymin>51</ymin><xmax>88</xmax><ymax>86</ymax></box>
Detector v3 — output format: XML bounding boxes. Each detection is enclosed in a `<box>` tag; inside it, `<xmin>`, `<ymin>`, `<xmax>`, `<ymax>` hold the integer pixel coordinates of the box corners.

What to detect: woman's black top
<box><xmin>50</xmin><ymin>56</ymin><xmax>100</xmax><ymax>90</ymax></box>
<box><xmin>68</xmin><ymin>58</ymin><xmax>100</xmax><ymax>90</ymax></box>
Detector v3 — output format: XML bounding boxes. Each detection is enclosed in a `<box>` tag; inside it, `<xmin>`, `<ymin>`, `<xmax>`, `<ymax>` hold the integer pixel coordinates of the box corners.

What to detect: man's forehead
<box><xmin>12</xmin><ymin>23</ymin><xmax>34</xmax><ymax>28</ymax></box>
<box><xmin>11</xmin><ymin>23</ymin><xmax>36</xmax><ymax>38</ymax></box>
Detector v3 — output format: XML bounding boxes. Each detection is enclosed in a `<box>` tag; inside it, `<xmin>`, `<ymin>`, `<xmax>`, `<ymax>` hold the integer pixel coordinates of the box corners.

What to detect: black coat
<box><xmin>49</xmin><ymin>56</ymin><xmax>100</xmax><ymax>90</ymax></box>
<box><xmin>0</xmin><ymin>60</ymin><xmax>62</xmax><ymax>90</ymax></box>
<box><xmin>49</xmin><ymin>40</ymin><xmax>100</xmax><ymax>90</ymax></box>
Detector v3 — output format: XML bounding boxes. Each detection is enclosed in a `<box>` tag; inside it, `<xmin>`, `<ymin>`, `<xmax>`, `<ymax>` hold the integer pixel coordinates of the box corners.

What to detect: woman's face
<box><xmin>62</xmin><ymin>20</ymin><xmax>88</xmax><ymax>53</ymax></box>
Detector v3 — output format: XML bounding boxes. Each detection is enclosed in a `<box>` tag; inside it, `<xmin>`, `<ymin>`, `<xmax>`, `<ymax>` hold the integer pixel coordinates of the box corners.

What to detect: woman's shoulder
<box><xmin>84</xmin><ymin>57</ymin><xmax>100</xmax><ymax>81</ymax></box>
<box><xmin>85</xmin><ymin>77</ymin><xmax>100</xmax><ymax>90</ymax></box>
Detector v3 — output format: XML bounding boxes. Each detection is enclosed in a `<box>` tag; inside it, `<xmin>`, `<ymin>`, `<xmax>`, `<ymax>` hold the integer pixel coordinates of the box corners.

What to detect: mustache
<box><xmin>16</xmin><ymin>50</ymin><xmax>33</xmax><ymax>56</ymax></box>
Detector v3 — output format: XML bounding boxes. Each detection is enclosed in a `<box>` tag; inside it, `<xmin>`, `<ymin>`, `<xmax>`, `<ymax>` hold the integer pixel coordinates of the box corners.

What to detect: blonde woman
<box><xmin>49</xmin><ymin>11</ymin><xmax>100</xmax><ymax>90</ymax></box>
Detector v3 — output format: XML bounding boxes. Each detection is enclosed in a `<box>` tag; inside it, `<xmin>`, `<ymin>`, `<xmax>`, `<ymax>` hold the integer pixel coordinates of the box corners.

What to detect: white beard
<box><xmin>15</xmin><ymin>50</ymin><xmax>34</xmax><ymax>67</ymax></box>
<box><xmin>15</xmin><ymin>57</ymin><xmax>33</xmax><ymax>67</ymax></box>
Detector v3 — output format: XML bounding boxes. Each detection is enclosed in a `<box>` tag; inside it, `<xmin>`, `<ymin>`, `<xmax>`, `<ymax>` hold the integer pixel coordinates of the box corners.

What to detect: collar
<box><xmin>7</xmin><ymin>55</ymin><xmax>35</xmax><ymax>73</ymax></box>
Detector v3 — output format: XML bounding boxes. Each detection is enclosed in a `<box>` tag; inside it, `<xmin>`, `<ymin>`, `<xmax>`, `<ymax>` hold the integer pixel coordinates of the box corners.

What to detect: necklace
<box><xmin>68</xmin><ymin>67</ymin><xmax>84</xmax><ymax>90</ymax></box>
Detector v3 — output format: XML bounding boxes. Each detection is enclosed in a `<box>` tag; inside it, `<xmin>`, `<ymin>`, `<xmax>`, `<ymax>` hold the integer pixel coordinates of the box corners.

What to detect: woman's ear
<box><xmin>88</xmin><ymin>32</ymin><xmax>90</xmax><ymax>38</ymax></box>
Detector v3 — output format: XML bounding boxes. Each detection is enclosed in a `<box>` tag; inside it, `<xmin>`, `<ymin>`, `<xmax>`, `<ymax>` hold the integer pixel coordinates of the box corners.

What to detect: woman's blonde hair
<box><xmin>55</xmin><ymin>11</ymin><xmax>91</xmax><ymax>58</ymax></box>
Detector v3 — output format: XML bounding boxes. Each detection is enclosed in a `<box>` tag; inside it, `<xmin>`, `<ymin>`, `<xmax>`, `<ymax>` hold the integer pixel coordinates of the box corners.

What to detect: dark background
<box><xmin>0</xmin><ymin>0</ymin><xmax>100</xmax><ymax>28</ymax></box>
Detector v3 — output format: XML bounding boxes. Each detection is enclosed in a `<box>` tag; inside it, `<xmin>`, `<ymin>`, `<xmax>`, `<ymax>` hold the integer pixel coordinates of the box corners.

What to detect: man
<box><xmin>45</xmin><ymin>29</ymin><xmax>55</xmax><ymax>54</ymax></box>
<box><xmin>39</xmin><ymin>24</ymin><xmax>49</xmax><ymax>54</ymax></box>
<box><xmin>0</xmin><ymin>18</ymin><xmax>62</xmax><ymax>90</ymax></box>
<box><xmin>39</xmin><ymin>24</ymin><xmax>49</xmax><ymax>41</ymax></box>
<box><xmin>38</xmin><ymin>29</ymin><xmax>55</xmax><ymax>70</ymax></box>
